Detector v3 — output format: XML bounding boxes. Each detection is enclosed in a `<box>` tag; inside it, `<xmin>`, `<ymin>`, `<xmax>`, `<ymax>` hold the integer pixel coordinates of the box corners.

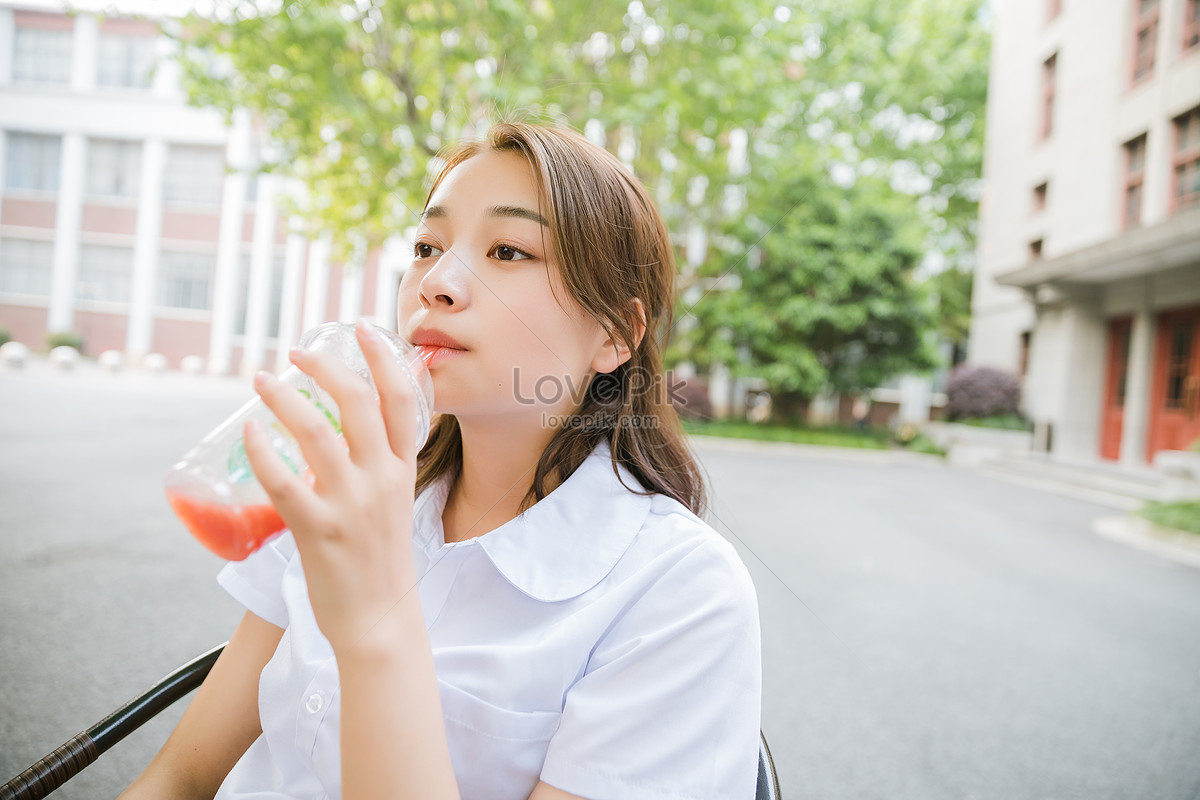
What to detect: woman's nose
<box><xmin>418</xmin><ymin>251</ymin><xmax>470</xmax><ymax>309</ymax></box>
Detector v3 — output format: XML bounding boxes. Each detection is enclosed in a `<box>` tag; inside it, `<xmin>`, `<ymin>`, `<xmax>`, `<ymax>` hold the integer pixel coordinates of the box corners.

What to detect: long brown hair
<box><xmin>414</xmin><ymin>121</ymin><xmax>706</xmax><ymax>516</ymax></box>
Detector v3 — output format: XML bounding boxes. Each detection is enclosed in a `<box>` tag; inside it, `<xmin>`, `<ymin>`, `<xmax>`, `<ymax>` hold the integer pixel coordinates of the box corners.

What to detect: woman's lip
<box><xmin>411</xmin><ymin>327</ymin><xmax>467</xmax><ymax>350</ymax></box>
<box><xmin>415</xmin><ymin>344</ymin><xmax>466</xmax><ymax>367</ymax></box>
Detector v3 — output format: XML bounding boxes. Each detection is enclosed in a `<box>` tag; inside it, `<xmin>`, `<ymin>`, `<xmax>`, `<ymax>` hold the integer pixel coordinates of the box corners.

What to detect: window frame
<box><xmin>1184</xmin><ymin>0</ymin><xmax>1200</xmax><ymax>53</ymax></box>
<box><xmin>1131</xmin><ymin>0</ymin><xmax>1160</xmax><ymax>85</ymax></box>
<box><xmin>11</xmin><ymin>26</ymin><xmax>73</xmax><ymax>85</ymax></box>
<box><xmin>85</xmin><ymin>138</ymin><xmax>143</xmax><ymax>200</ymax></box>
<box><xmin>1122</xmin><ymin>133</ymin><xmax>1148</xmax><ymax>228</ymax></box>
<box><xmin>1171</xmin><ymin>106</ymin><xmax>1200</xmax><ymax>213</ymax></box>
<box><xmin>1040</xmin><ymin>53</ymin><xmax>1057</xmax><ymax>141</ymax></box>
<box><xmin>4</xmin><ymin>132</ymin><xmax>63</xmax><ymax>194</ymax></box>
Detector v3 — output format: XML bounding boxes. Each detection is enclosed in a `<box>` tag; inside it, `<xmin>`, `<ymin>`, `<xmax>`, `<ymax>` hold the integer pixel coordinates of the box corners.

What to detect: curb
<box><xmin>687</xmin><ymin>433</ymin><xmax>946</xmax><ymax>466</ymax></box>
<box><xmin>1093</xmin><ymin>515</ymin><xmax>1200</xmax><ymax>569</ymax></box>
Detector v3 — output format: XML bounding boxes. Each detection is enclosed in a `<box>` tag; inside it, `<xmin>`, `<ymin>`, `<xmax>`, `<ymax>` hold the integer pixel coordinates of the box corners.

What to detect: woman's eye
<box><xmin>414</xmin><ymin>242</ymin><xmax>443</xmax><ymax>259</ymax></box>
<box><xmin>491</xmin><ymin>244</ymin><xmax>531</xmax><ymax>262</ymax></box>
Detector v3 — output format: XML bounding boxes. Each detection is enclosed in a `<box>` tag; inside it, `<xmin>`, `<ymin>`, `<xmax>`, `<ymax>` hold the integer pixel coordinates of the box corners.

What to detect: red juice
<box><xmin>166</xmin><ymin>490</ymin><xmax>286</xmax><ymax>561</ymax></box>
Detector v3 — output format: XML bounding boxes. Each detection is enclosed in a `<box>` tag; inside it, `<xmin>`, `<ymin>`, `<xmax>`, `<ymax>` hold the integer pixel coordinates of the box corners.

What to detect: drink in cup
<box><xmin>164</xmin><ymin>322</ymin><xmax>434</xmax><ymax>560</ymax></box>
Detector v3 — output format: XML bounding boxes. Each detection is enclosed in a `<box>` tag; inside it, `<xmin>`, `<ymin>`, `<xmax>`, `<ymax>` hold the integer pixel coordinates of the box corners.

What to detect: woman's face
<box><xmin>396</xmin><ymin>150</ymin><xmax>614</xmax><ymax>423</ymax></box>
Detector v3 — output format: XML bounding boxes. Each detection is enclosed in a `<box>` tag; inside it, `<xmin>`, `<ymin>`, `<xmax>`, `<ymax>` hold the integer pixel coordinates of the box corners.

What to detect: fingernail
<box><xmin>357</xmin><ymin>319</ymin><xmax>379</xmax><ymax>341</ymax></box>
<box><xmin>254</xmin><ymin>370</ymin><xmax>274</xmax><ymax>388</ymax></box>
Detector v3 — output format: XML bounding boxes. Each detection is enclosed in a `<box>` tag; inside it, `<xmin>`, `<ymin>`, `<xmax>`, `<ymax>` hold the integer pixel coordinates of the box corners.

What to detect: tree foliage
<box><xmin>169</xmin><ymin>0</ymin><xmax>990</xmax><ymax>405</ymax></box>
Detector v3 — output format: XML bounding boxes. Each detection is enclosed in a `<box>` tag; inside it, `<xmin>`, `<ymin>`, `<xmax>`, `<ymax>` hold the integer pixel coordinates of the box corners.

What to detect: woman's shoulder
<box><xmin>618</xmin><ymin>490</ymin><xmax>759</xmax><ymax>607</ymax></box>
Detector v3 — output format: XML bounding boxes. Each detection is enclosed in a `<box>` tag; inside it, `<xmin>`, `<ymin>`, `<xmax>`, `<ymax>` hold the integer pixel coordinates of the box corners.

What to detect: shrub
<box><xmin>668</xmin><ymin>374</ymin><xmax>714</xmax><ymax>421</ymax></box>
<box><xmin>945</xmin><ymin>365</ymin><xmax>1021</xmax><ymax>421</ymax></box>
<box><xmin>46</xmin><ymin>331</ymin><xmax>85</xmax><ymax>354</ymax></box>
<box><xmin>0</xmin><ymin>328</ymin><xmax>10</xmax><ymax>347</ymax></box>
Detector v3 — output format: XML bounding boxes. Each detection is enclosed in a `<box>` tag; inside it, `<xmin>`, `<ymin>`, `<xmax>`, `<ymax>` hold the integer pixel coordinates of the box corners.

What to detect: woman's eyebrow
<box><xmin>420</xmin><ymin>204</ymin><xmax>548</xmax><ymax>227</ymax></box>
<box><xmin>488</xmin><ymin>205</ymin><xmax>549</xmax><ymax>227</ymax></box>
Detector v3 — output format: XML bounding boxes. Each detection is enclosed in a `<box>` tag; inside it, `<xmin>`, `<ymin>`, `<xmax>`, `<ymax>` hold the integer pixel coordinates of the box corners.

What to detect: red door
<box><xmin>1148</xmin><ymin>306</ymin><xmax>1200</xmax><ymax>459</ymax></box>
<box><xmin>1100</xmin><ymin>318</ymin><xmax>1132</xmax><ymax>460</ymax></box>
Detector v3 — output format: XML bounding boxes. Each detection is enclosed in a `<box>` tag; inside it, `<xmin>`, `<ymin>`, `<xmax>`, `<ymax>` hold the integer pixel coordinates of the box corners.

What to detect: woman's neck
<box><xmin>440</xmin><ymin>416</ymin><xmax>554</xmax><ymax>543</ymax></box>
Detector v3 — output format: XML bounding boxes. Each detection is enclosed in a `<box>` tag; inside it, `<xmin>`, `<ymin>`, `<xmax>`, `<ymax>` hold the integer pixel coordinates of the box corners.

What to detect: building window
<box><xmin>77</xmin><ymin>244</ymin><xmax>133</xmax><ymax>303</ymax></box>
<box><xmin>1040</xmin><ymin>53</ymin><xmax>1057</xmax><ymax>140</ymax></box>
<box><xmin>1033</xmin><ymin>182</ymin><xmax>1048</xmax><ymax>213</ymax></box>
<box><xmin>1174</xmin><ymin>106</ymin><xmax>1200</xmax><ymax>212</ymax></box>
<box><xmin>86</xmin><ymin>139</ymin><xmax>142</xmax><ymax>199</ymax></box>
<box><xmin>1019</xmin><ymin>330</ymin><xmax>1032</xmax><ymax>377</ymax></box>
<box><xmin>157</xmin><ymin>251</ymin><xmax>213</xmax><ymax>310</ymax></box>
<box><xmin>164</xmin><ymin>145</ymin><xmax>225</xmax><ymax>206</ymax></box>
<box><xmin>96</xmin><ymin>33</ymin><xmax>155</xmax><ymax>88</ymax></box>
<box><xmin>1183</xmin><ymin>0</ymin><xmax>1199</xmax><ymax>52</ymax></box>
<box><xmin>1132</xmin><ymin>0</ymin><xmax>1159</xmax><ymax>84</ymax></box>
<box><xmin>1164</xmin><ymin>317</ymin><xmax>1194</xmax><ymax>410</ymax></box>
<box><xmin>0</xmin><ymin>237</ymin><xmax>53</xmax><ymax>296</ymax></box>
<box><xmin>4</xmin><ymin>132</ymin><xmax>62</xmax><ymax>193</ymax></box>
<box><xmin>1029</xmin><ymin>239</ymin><xmax>1044</xmax><ymax>259</ymax></box>
<box><xmin>11</xmin><ymin>26</ymin><xmax>72</xmax><ymax>84</ymax></box>
<box><xmin>1123</xmin><ymin>133</ymin><xmax>1147</xmax><ymax>227</ymax></box>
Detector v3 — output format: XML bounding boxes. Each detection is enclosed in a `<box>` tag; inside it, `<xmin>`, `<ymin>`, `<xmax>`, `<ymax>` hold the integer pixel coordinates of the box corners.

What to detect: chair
<box><xmin>1</xmin><ymin>644</ymin><xmax>782</xmax><ymax>800</ymax></box>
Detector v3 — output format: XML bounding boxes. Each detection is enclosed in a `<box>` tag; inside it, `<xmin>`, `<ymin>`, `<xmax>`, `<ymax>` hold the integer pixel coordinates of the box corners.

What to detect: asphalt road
<box><xmin>2</xmin><ymin>360</ymin><xmax>1199</xmax><ymax>799</ymax></box>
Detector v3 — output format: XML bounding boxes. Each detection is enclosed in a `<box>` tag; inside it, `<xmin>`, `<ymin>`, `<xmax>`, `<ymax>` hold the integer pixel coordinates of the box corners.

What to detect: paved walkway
<box><xmin>3</xmin><ymin>361</ymin><xmax>1199</xmax><ymax>799</ymax></box>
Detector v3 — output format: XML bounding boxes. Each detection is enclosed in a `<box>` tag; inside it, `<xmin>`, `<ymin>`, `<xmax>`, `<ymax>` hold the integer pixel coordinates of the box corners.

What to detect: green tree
<box><xmin>676</xmin><ymin>167</ymin><xmax>940</xmax><ymax>422</ymax></box>
<box><xmin>170</xmin><ymin>0</ymin><xmax>781</xmax><ymax>257</ymax></box>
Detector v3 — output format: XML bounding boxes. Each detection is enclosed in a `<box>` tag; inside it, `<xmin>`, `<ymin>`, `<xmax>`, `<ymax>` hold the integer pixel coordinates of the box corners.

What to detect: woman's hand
<box><xmin>243</xmin><ymin>320</ymin><xmax>424</xmax><ymax>656</ymax></box>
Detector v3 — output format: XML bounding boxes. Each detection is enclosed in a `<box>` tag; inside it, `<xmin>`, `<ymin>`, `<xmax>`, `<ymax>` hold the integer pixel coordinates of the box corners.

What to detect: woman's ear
<box><xmin>591</xmin><ymin>299</ymin><xmax>647</xmax><ymax>375</ymax></box>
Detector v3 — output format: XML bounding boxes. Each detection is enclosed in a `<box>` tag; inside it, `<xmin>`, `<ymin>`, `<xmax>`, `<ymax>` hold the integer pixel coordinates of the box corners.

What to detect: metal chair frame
<box><xmin>1</xmin><ymin>644</ymin><xmax>781</xmax><ymax>799</ymax></box>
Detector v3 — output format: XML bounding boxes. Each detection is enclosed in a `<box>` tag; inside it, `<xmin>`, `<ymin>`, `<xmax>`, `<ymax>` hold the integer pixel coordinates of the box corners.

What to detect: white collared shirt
<box><xmin>214</xmin><ymin>441</ymin><xmax>761</xmax><ymax>800</ymax></box>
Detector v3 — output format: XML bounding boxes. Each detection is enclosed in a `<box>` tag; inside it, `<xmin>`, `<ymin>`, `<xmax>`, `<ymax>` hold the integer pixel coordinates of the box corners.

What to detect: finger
<box><xmin>356</xmin><ymin>320</ymin><xmax>420</xmax><ymax>461</ymax></box>
<box><xmin>287</xmin><ymin>346</ymin><xmax>389</xmax><ymax>469</ymax></box>
<box><xmin>254</xmin><ymin>369</ymin><xmax>353</xmax><ymax>484</ymax></box>
<box><xmin>242</xmin><ymin>418</ymin><xmax>321</xmax><ymax>527</ymax></box>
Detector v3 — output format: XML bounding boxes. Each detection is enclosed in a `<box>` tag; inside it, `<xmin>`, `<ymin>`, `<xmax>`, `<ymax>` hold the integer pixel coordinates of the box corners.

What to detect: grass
<box><xmin>682</xmin><ymin>419</ymin><xmax>891</xmax><ymax>450</ymax></box>
<box><xmin>955</xmin><ymin>414</ymin><xmax>1033</xmax><ymax>431</ymax></box>
<box><xmin>1137</xmin><ymin>500</ymin><xmax>1200</xmax><ymax>536</ymax></box>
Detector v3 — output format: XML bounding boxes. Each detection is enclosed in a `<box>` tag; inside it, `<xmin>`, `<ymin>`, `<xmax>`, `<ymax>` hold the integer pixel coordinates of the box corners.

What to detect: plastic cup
<box><xmin>163</xmin><ymin>322</ymin><xmax>434</xmax><ymax>560</ymax></box>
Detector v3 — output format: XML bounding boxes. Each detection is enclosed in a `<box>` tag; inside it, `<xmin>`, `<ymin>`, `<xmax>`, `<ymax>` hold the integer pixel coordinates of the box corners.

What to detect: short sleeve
<box><xmin>216</xmin><ymin>531</ymin><xmax>296</xmax><ymax>629</ymax></box>
<box><xmin>540</xmin><ymin>530</ymin><xmax>762</xmax><ymax>800</ymax></box>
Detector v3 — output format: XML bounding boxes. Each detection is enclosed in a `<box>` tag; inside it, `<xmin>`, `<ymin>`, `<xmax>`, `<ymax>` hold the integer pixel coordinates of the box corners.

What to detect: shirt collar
<box><xmin>412</xmin><ymin>440</ymin><xmax>653</xmax><ymax>602</ymax></box>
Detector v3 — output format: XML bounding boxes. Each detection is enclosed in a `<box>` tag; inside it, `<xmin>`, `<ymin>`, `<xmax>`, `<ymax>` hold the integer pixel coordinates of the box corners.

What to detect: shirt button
<box><xmin>305</xmin><ymin>693</ymin><xmax>323</xmax><ymax>714</ymax></box>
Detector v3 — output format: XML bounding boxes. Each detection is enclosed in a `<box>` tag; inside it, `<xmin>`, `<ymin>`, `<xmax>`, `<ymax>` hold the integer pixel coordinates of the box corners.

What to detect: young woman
<box><xmin>121</xmin><ymin>121</ymin><xmax>761</xmax><ymax>800</ymax></box>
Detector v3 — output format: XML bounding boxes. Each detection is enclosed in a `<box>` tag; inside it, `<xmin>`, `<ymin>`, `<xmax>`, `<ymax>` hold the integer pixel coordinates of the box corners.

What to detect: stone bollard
<box><xmin>180</xmin><ymin>355</ymin><xmax>206</xmax><ymax>375</ymax></box>
<box><xmin>143</xmin><ymin>353</ymin><xmax>169</xmax><ymax>373</ymax></box>
<box><xmin>0</xmin><ymin>341</ymin><xmax>29</xmax><ymax>368</ymax></box>
<box><xmin>98</xmin><ymin>350</ymin><xmax>124</xmax><ymax>371</ymax></box>
<box><xmin>49</xmin><ymin>346</ymin><xmax>79</xmax><ymax>370</ymax></box>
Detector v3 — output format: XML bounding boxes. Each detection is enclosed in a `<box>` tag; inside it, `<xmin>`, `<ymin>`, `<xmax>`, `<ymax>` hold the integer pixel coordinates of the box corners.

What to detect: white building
<box><xmin>970</xmin><ymin>0</ymin><xmax>1200</xmax><ymax>465</ymax></box>
<box><xmin>0</xmin><ymin>2</ymin><xmax>403</xmax><ymax>375</ymax></box>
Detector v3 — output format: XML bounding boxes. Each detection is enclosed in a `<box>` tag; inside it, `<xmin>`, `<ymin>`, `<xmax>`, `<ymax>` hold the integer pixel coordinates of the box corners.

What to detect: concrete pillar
<box><xmin>47</xmin><ymin>133</ymin><xmax>86</xmax><ymax>334</ymax></box>
<box><xmin>207</xmin><ymin>112</ymin><xmax>250</xmax><ymax>374</ymax></box>
<box><xmin>375</xmin><ymin>235</ymin><xmax>407</xmax><ymax>330</ymax></box>
<box><xmin>1120</xmin><ymin>306</ymin><xmax>1155</xmax><ymax>466</ymax></box>
<box><xmin>241</xmin><ymin>172</ymin><xmax>279</xmax><ymax>377</ymax></box>
<box><xmin>302</xmin><ymin>233</ymin><xmax>331</xmax><ymax>331</ymax></box>
<box><xmin>125</xmin><ymin>138</ymin><xmax>165</xmax><ymax>360</ymax></box>
<box><xmin>1039</xmin><ymin>301</ymin><xmax>1106</xmax><ymax>461</ymax></box>
<box><xmin>709</xmin><ymin>362</ymin><xmax>731</xmax><ymax>419</ymax></box>
<box><xmin>898</xmin><ymin>374</ymin><xmax>934</xmax><ymax>425</ymax></box>
<box><xmin>70</xmin><ymin>14</ymin><xmax>96</xmax><ymax>92</ymax></box>
<box><xmin>274</xmin><ymin>221</ymin><xmax>308</xmax><ymax>372</ymax></box>
<box><xmin>0</xmin><ymin>132</ymin><xmax>7</xmax><ymax>232</ymax></box>
<box><xmin>338</xmin><ymin>259</ymin><xmax>364</xmax><ymax>323</ymax></box>
<box><xmin>0</xmin><ymin>9</ymin><xmax>14</xmax><ymax>86</ymax></box>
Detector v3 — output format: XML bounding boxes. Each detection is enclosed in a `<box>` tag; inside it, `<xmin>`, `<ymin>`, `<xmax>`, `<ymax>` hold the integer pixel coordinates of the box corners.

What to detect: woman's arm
<box><xmin>119</xmin><ymin>610</ymin><xmax>283</xmax><ymax>800</ymax></box>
